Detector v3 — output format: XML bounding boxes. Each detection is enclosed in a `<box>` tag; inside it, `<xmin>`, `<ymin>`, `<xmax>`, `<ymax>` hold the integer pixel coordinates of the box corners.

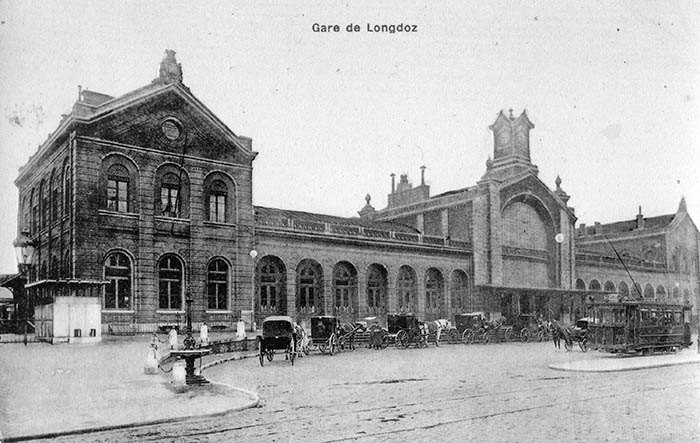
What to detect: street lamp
<box><xmin>249</xmin><ymin>249</ymin><xmax>258</xmax><ymax>331</ymax></box>
<box><xmin>13</xmin><ymin>230</ymin><xmax>36</xmax><ymax>276</ymax></box>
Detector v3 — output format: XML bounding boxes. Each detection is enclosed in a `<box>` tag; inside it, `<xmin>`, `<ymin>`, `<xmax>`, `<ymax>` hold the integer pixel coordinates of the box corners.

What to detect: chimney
<box><xmin>636</xmin><ymin>206</ymin><xmax>644</xmax><ymax>229</ymax></box>
<box><xmin>594</xmin><ymin>222</ymin><xmax>602</xmax><ymax>235</ymax></box>
<box><xmin>420</xmin><ymin>165</ymin><xmax>426</xmax><ymax>186</ymax></box>
<box><xmin>390</xmin><ymin>173</ymin><xmax>396</xmax><ymax>194</ymax></box>
<box><xmin>579</xmin><ymin>223</ymin><xmax>586</xmax><ymax>236</ymax></box>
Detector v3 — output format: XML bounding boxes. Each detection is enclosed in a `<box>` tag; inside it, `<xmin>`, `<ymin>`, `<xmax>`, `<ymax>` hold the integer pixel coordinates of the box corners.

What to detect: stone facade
<box><xmin>15</xmin><ymin>51</ymin><xmax>256</xmax><ymax>333</ymax></box>
<box><xmin>13</xmin><ymin>53</ymin><xmax>700</xmax><ymax>333</ymax></box>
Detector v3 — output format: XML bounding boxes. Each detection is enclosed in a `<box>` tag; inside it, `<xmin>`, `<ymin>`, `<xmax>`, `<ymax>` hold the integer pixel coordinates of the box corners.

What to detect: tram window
<box><xmin>613</xmin><ymin>309</ymin><xmax>625</xmax><ymax>324</ymax></box>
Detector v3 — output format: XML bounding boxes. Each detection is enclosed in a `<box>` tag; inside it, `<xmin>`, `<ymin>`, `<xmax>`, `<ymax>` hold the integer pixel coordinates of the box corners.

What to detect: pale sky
<box><xmin>0</xmin><ymin>1</ymin><xmax>698</xmax><ymax>274</ymax></box>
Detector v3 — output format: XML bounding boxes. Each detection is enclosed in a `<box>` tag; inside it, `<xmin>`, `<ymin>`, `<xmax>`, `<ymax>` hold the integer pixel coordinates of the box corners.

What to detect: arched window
<box><xmin>575</xmin><ymin>279</ymin><xmax>586</xmax><ymax>290</ymax></box>
<box><xmin>158</xmin><ymin>255</ymin><xmax>183</xmax><ymax>310</ymax></box>
<box><xmin>297</xmin><ymin>260</ymin><xmax>322</xmax><ymax>314</ymax></box>
<box><xmin>63</xmin><ymin>250</ymin><xmax>71</xmax><ymax>278</ymax></box>
<box><xmin>643</xmin><ymin>283</ymin><xmax>655</xmax><ymax>299</ymax></box>
<box><xmin>450</xmin><ymin>270</ymin><xmax>470</xmax><ymax>313</ymax></box>
<box><xmin>656</xmin><ymin>285</ymin><xmax>666</xmax><ymax>299</ymax></box>
<box><xmin>424</xmin><ymin>268</ymin><xmax>444</xmax><ymax>318</ymax></box>
<box><xmin>50</xmin><ymin>170</ymin><xmax>58</xmax><ymax>222</ymax></box>
<box><xmin>588</xmin><ymin>280</ymin><xmax>601</xmax><ymax>291</ymax></box>
<box><xmin>397</xmin><ymin>266</ymin><xmax>417</xmax><ymax>313</ymax></box>
<box><xmin>604</xmin><ymin>281</ymin><xmax>616</xmax><ymax>292</ymax></box>
<box><xmin>31</xmin><ymin>189</ymin><xmax>38</xmax><ymax>233</ymax></box>
<box><xmin>632</xmin><ymin>283</ymin><xmax>642</xmax><ymax>298</ymax></box>
<box><xmin>619</xmin><ymin>281</ymin><xmax>629</xmax><ymax>298</ymax></box>
<box><xmin>207</xmin><ymin>259</ymin><xmax>228</xmax><ymax>310</ymax></box>
<box><xmin>107</xmin><ymin>164</ymin><xmax>130</xmax><ymax>212</ymax></box>
<box><xmin>207</xmin><ymin>180</ymin><xmax>227</xmax><ymax>223</ymax></box>
<box><xmin>366</xmin><ymin>264</ymin><xmax>387</xmax><ymax>314</ymax></box>
<box><xmin>257</xmin><ymin>256</ymin><xmax>287</xmax><ymax>318</ymax></box>
<box><xmin>672</xmin><ymin>286</ymin><xmax>680</xmax><ymax>299</ymax></box>
<box><xmin>104</xmin><ymin>252</ymin><xmax>132</xmax><ymax>309</ymax></box>
<box><xmin>63</xmin><ymin>163</ymin><xmax>71</xmax><ymax>214</ymax></box>
<box><xmin>40</xmin><ymin>180</ymin><xmax>48</xmax><ymax>229</ymax></box>
<box><xmin>683</xmin><ymin>289</ymin><xmax>690</xmax><ymax>304</ymax></box>
<box><xmin>50</xmin><ymin>255</ymin><xmax>58</xmax><ymax>279</ymax></box>
<box><xmin>333</xmin><ymin>262</ymin><xmax>355</xmax><ymax>312</ymax></box>
<box><xmin>160</xmin><ymin>173</ymin><xmax>181</xmax><ymax>218</ymax></box>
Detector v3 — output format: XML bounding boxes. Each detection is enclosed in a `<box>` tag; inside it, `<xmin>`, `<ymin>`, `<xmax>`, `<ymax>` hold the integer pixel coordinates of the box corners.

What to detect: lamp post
<box><xmin>13</xmin><ymin>230</ymin><xmax>36</xmax><ymax>276</ymax></box>
<box><xmin>249</xmin><ymin>249</ymin><xmax>258</xmax><ymax>331</ymax></box>
<box><xmin>12</xmin><ymin>230</ymin><xmax>36</xmax><ymax>337</ymax></box>
<box><xmin>182</xmin><ymin>294</ymin><xmax>196</xmax><ymax>350</ymax></box>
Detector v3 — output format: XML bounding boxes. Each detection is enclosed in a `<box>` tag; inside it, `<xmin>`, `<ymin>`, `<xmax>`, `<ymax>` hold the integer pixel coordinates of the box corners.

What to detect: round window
<box><xmin>161</xmin><ymin>119</ymin><xmax>181</xmax><ymax>141</ymax></box>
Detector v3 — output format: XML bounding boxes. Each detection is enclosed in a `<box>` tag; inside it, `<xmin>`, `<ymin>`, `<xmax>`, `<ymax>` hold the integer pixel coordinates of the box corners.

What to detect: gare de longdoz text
<box><xmin>312</xmin><ymin>22</ymin><xmax>418</xmax><ymax>34</ymax></box>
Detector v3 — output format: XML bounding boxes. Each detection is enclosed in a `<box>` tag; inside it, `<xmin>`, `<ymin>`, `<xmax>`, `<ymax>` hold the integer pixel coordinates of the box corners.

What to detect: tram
<box><xmin>586</xmin><ymin>296</ymin><xmax>693</xmax><ymax>354</ymax></box>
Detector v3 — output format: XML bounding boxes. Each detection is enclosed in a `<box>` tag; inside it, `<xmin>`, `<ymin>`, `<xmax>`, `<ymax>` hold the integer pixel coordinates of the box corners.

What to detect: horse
<box><xmin>293</xmin><ymin>322</ymin><xmax>310</xmax><ymax>357</ymax></box>
<box><xmin>421</xmin><ymin>319</ymin><xmax>451</xmax><ymax>346</ymax></box>
<box><xmin>337</xmin><ymin>321</ymin><xmax>366</xmax><ymax>351</ymax></box>
<box><xmin>551</xmin><ymin>322</ymin><xmax>572</xmax><ymax>351</ymax></box>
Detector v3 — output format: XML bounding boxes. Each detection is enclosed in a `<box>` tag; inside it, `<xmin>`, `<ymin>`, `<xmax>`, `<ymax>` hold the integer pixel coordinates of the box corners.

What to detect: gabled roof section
<box><xmin>498</xmin><ymin>170</ymin><xmax>577</xmax><ymax>220</ymax></box>
<box><xmin>18</xmin><ymin>50</ymin><xmax>253</xmax><ymax>178</ymax></box>
<box><xmin>255</xmin><ymin>206</ymin><xmax>420</xmax><ymax>234</ymax></box>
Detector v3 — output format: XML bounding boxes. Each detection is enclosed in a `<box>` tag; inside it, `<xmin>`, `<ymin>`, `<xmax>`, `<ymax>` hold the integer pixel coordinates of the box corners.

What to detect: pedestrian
<box><xmin>200</xmin><ymin>321</ymin><xmax>209</xmax><ymax>346</ymax></box>
<box><xmin>150</xmin><ymin>332</ymin><xmax>161</xmax><ymax>355</ymax></box>
<box><xmin>168</xmin><ymin>327</ymin><xmax>178</xmax><ymax>350</ymax></box>
<box><xmin>552</xmin><ymin>321</ymin><xmax>561</xmax><ymax>350</ymax></box>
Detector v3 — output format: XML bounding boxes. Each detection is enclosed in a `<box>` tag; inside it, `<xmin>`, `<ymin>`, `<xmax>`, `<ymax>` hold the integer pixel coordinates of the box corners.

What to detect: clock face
<box><xmin>162</xmin><ymin>120</ymin><xmax>181</xmax><ymax>141</ymax></box>
<box><xmin>498</xmin><ymin>129</ymin><xmax>510</xmax><ymax>147</ymax></box>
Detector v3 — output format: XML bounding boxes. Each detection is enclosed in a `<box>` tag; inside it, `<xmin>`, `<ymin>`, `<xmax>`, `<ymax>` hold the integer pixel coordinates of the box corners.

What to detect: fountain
<box><xmin>169</xmin><ymin>294</ymin><xmax>211</xmax><ymax>385</ymax></box>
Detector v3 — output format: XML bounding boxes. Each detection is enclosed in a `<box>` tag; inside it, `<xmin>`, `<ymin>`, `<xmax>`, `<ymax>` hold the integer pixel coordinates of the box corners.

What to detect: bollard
<box><xmin>172</xmin><ymin>358</ymin><xmax>187</xmax><ymax>393</ymax></box>
<box><xmin>144</xmin><ymin>348</ymin><xmax>158</xmax><ymax>375</ymax></box>
<box><xmin>236</xmin><ymin>320</ymin><xmax>246</xmax><ymax>340</ymax></box>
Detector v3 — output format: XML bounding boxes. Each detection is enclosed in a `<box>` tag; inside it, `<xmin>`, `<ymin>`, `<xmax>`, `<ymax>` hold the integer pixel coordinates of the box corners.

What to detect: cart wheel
<box><xmin>579</xmin><ymin>339</ymin><xmax>589</xmax><ymax>353</ymax></box>
<box><xmin>303</xmin><ymin>344</ymin><xmax>310</xmax><ymax>355</ymax></box>
<box><xmin>564</xmin><ymin>340</ymin><xmax>573</xmax><ymax>351</ymax></box>
<box><xmin>462</xmin><ymin>330</ymin><xmax>472</xmax><ymax>344</ymax></box>
<box><xmin>319</xmin><ymin>343</ymin><xmax>327</xmax><ymax>354</ymax></box>
<box><xmin>267</xmin><ymin>351</ymin><xmax>274</xmax><ymax>361</ymax></box>
<box><xmin>396</xmin><ymin>330</ymin><xmax>409</xmax><ymax>348</ymax></box>
<box><xmin>482</xmin><ymin>332</ymin><xmax>490</xmax><ymax>344</ymax></box>
<box><xmin>258</xmin><ymin>342</ymin><xmax>265</xmax><ymax>367</ymax></box>
<box><xmin>520</xmin><ymin>328</ymin><xmax>530</xmax><ymax>343</ymax></box>
<box><xmin>504</xmin><ymin>327</ymin><xmax>513</xmax><ymax>341</ymax></box>
<box><xmin>380</xmin><ymin>335</ymin><xmax>388</xmax><ymax>349</ymax></box>
<box><xmin>537</xmin><ymin>330</ymin><xmax>545</xmax><ymax>342</ymax></box>
<box><xmin>329</xmin><ymin>335</ymin><xmax>336</xmax><ymax>356</ymax></box>
<box><xmin>449</xmin><ymin>329</ymin><xmax>459</xmax><ymax>344</ymax></box>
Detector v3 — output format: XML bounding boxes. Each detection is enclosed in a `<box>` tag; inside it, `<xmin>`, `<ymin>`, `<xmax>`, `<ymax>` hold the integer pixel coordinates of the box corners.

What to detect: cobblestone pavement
<box><xmin>45</xmin><ymin>340</ymin><xmax>700</xmax><ymax>443</ymax></box>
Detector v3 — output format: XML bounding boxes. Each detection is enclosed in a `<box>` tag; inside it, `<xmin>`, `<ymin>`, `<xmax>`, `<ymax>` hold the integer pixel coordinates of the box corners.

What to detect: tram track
<box><xmin>100</xmin><ymin>370</ymin><xmax>698</xmax><ymax>442</ymax></box>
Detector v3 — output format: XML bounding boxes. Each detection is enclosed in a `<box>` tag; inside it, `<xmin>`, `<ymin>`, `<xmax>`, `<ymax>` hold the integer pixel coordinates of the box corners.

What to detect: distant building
<box><xmin>12</xmin><ymin>52</ymin><xmax>699</xmax><ymax>336</ymax></box>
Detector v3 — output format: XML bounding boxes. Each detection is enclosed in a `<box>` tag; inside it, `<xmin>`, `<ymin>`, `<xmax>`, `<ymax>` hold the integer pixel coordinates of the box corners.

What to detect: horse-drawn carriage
<box><xmin>257</xmin><ymin>316</ymin><xmax>297</xmax><ymax>366</ymax></box>
<box><xmin>310</xmin><ymin>316</ymin><xmax>340</xmax><ymax>355</ymax></box>
<box><xmin>503</xmin><ymin>314</ymin><xmax>547</xmax><ymax>342</ymax></box>
<box><xmin>388</xmin><ymin>313</ymin><xmax>428</xmax><ymax>348</ymax></box>
<box><xmin>454</xmin><ymin>312</ymin><xmax>490</xmax><ymax>344</ymax></box>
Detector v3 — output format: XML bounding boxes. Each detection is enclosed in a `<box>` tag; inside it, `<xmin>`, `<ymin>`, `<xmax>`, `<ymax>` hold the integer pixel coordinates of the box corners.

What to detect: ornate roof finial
<box><xmin>365</xmin><ymin>193</ymin><xmax>371</xmax><ymax>204</ymax></box>
<box><xmin>508</xmin><ymin>108</ymin><xmax>514</xmax><ymax>120</ymax></box>
<box><xmin>157</xmin><ymin>49</ymin><xmax>183</xmax><ymax>84</ymax></box>
<box><xmin>555</xmin><ymin>175</ymin><xmax>562</xmax><ymax>189</ymax></box>
<box><xmin>678</xmin><ymin>196</ymin><xmax>687</xmax><ymax>213</ymax></box>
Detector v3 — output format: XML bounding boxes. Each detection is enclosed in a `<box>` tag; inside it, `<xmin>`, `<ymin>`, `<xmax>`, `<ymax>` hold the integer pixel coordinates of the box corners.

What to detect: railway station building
<box><xmin>9</xmin><ymin>51</ymin><xmax>700</xmax><ymax>339</ymax></box>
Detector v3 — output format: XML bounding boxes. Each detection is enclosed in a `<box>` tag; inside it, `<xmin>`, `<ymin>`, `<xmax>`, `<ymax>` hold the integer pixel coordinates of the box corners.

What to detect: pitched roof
<box><xmin>255</xmin><ymin>206</ymin><xmax>420</xmax><ymax>234</ymax></box>
<box><xmin>580</xmin><ymin>214</ymin><xmax>675</xmax><ymax>236</ymax></box>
